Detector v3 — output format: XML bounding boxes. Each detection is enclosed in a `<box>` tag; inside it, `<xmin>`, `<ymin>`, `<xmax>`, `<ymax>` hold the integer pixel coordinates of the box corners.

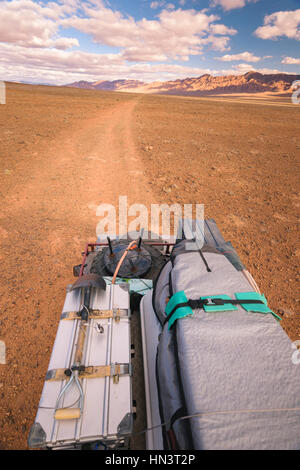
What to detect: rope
<box><xmin>111</xmin><ymin>240</ymin><xmax>138</xmax><ymax>284</ymax></box>
<box><xmin>127</xmin><ymin>406</ymin><xmax>300</xmax><ymax>439</ymax></box>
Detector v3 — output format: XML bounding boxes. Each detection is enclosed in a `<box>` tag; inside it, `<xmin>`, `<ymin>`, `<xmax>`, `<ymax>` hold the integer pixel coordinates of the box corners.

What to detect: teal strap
<box><xmin>235</xmin><ymin>292</ymin><xmax>281</xmax><ymax>321</ymax></box>
<box><xmin>201</xmin><ymin>295</ymin><xmax>238</xmax><ymax>312</ymax></box>
<box><xmin>165</xmin><ymin>291</ymin><xmax>281</xmax><ymax>329</ymax></box>
<box><xmin>165</xmin><ymin>291</ymin><xmax>193</xmax><ymax>329</ymax></box>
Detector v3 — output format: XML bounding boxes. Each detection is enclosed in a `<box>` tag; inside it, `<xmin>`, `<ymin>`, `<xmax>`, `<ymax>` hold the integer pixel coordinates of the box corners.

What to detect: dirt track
<box><xmin>0</xmin><ymin>83</ymin><xmax>156</xmax><ymax>449</ymax></box>
<box><xmin>0</xmin><ymin>83</ymin><xmax>299</xmax><ymax>449</ymax></box>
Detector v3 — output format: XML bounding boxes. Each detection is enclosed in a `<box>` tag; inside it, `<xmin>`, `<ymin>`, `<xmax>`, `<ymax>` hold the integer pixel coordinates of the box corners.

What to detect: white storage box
<box><xmin>28</xmin><ymin>283</ymin><xmax>133</xmax><ymax>449</ymax></box>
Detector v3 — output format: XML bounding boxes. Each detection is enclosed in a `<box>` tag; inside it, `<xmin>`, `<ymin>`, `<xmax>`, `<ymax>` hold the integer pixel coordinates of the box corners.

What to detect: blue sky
<box><xmin>0</xmin><ymin>0</ymin><xmax>299</xmax><ymax>84</ymax></box>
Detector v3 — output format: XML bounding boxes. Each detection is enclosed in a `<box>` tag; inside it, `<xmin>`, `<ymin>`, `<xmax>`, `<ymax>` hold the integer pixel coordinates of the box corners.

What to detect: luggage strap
<box><xmin>165</xmin><ymin>291</ymin><xmax>281</xmax><ymax>329</ymax></box>
<box><xmin>46</xmin><ymin>363</ymin><xmax>131</xmax><ymax>384</ymax></box>
<box><xmin>60</xmin><ymin>308</ymin><xmax>128</xmax><ymax>322</ymax></box>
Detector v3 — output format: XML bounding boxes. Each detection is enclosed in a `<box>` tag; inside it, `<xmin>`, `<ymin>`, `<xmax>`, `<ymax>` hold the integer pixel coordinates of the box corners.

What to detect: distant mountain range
<box><xmin>65</xmin><ymin>72</ymin><xmax>300</xmax><ymax>96</ymax></box>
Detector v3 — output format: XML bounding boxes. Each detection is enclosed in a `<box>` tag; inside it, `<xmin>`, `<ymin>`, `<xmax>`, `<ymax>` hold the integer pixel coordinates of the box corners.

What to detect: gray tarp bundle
<box><xmin>152</xmin><ymin>220</ymin><xmax>300</xmax><ymax>450</ymax></box>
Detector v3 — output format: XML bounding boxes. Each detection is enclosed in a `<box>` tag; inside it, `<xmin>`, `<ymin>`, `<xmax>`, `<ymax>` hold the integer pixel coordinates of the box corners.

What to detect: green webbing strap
<box><xmin>165</xmin><ymin>291</ymin><xmax>281</xmax><ymax>329</ymax></box>
<box><xmin>165</xmin><ymin>291</ymin><xmax>194</xmax><ymax>329</ymax></box>
<box><xmin>234</xmin><ymin>292</ymin><xmax>282</xmax><ymax>321</ymax></box>
<box><xmin>201</xmin><ymin>295</ymin><xmax>238</xmax><ymax>313</ymax></box>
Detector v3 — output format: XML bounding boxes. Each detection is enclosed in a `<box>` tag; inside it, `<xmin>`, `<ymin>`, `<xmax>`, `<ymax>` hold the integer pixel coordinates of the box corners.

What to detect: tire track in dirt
<box><xmin>0</xmin><ymin>94</ymin><xmax>154</xmax><ymax>449</ymax></box>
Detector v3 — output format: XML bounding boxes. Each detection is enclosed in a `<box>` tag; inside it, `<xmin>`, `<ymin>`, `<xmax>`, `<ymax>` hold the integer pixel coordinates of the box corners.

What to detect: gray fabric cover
<box><xmin>153</xmin><ymin>218</ymin><xmax>245</xmax><ymax>326</ymax></box>
<box><xmin>155</xmin><ymin>241</ymin><xmax>300</xmax><ymax>450</ymax></box>
<box><xmin>156</xmin><ymin>326</ymin><xmax>191</xmax><ymax>449</ymax></box>
<box><xmin>153</xmin><ymin>260</ymin><xmax>172</xmax><ymax>326</ymax></box>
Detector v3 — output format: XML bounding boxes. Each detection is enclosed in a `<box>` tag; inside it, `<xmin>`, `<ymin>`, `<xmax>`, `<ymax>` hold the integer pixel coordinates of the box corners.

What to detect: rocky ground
<box><xmin>134</xmin><ymin>92</ymin><xmax>300</xmax><ymax>337</ymax></box>
<box><xmin>0</xmin><ymin>83</ymin><xmax>299</xmax><ymax>449</ymax></box>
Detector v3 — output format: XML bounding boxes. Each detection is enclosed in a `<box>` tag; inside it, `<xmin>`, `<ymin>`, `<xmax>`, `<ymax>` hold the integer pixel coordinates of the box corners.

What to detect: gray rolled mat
<box><xmin>156</xmin><ymin>249</ymin><xmax>300</xmax><ymax>449</ymax></box>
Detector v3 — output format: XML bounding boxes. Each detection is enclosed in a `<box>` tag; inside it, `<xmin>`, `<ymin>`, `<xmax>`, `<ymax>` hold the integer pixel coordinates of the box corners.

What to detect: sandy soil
<box><xmin>0</xmin><ymin>83</ymin><xmax>299</xmax><ymax>449</ymax></box>
<box><xmin>134</xmin><ymin>93</ymin><xmax>300</xmax><ymax>336</ymax></box>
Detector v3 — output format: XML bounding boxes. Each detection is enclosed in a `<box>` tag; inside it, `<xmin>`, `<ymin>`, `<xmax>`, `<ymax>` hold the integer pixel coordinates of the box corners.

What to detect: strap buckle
<box><xmin>205</xmin><ymin>298</ymin><xmax>224</xmax><ymax>306</ymax></box>
<box><xmin>110</xmin><ymin>363</ymin><xmax>132</xmax><ymax>384</ymax></box>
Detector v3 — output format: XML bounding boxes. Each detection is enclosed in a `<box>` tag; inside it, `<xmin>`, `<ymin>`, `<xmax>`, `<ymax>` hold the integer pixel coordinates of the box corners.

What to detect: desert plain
<box><xmin>0</xmin><ymin>82</ymin><xmax>299</xmax><ymax>449</ymax></box>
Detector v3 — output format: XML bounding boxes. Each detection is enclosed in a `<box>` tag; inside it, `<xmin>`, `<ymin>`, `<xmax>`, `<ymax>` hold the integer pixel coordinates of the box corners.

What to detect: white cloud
<box><xmin>217</xmin><ymin>51</ymin><xmax>262</xmax><ymax>62</ymax></box>
<box><xmin>282</xmin><ymin>56</ymin><xmax>300</xmax><ymax>65</ymax></box>
<box><xmin>231</xmin><ymin>63</ymin><xmax>282</xmax><ymax>74</ymax></box>
<box><xmin>0</xmin><ymin>0</ymin><xmax>289</xmax><ymax>86</ymax></box>
<box><xmin>0</xmin><ymin>0</ymin><xmax>240</xmax><ymax>84</ymax></box>
<box><xmin>210</xmin><ymin>0</ymin><xmax>258</xmax><ymax>12</ymax></box>
<box><xmin>210</xmin><ymin>24</ymin><xmax>237</xmax><ymax>35</ymax></box>
<box><xmin>0</xmin><ymin>0</ymin><xmax>79</xmax><ymax>49</ymax></box>
<box><xmin>0</xmin><ymin>41</ymin><xmax>216</xmax><ymax>84</ymax></box>
<box><xmin>0</xmin><ymin>40</ymin><xmax>293</xmax><ymax>86</ymax></box>
<box><xmin>0</xmin><ymin>1</ymin><xmax>238</xmax><ymax>66</ymax></box>
<box><xmin>122</xmin><ymin>47</ymin><xmax>168</xmax><ymax>62</ymax></box>
<box><xmin>53</xmin><ymin>37</ymin><xmax>79</xmax><ymax>50</ymax></box>
<box><xmin>150</xmin><ymin>1</ymin><xmax>174</xmax><ymax>9</ymax></box>
<box><xmin>255</xmin><ymin>9</ymin><xmax>300</xmax><ymax>41</ymax></box>
<box><xmin>63</xmin><ymin>4</ymin><xmax>237</xmax><ymax>61</ymax></box>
